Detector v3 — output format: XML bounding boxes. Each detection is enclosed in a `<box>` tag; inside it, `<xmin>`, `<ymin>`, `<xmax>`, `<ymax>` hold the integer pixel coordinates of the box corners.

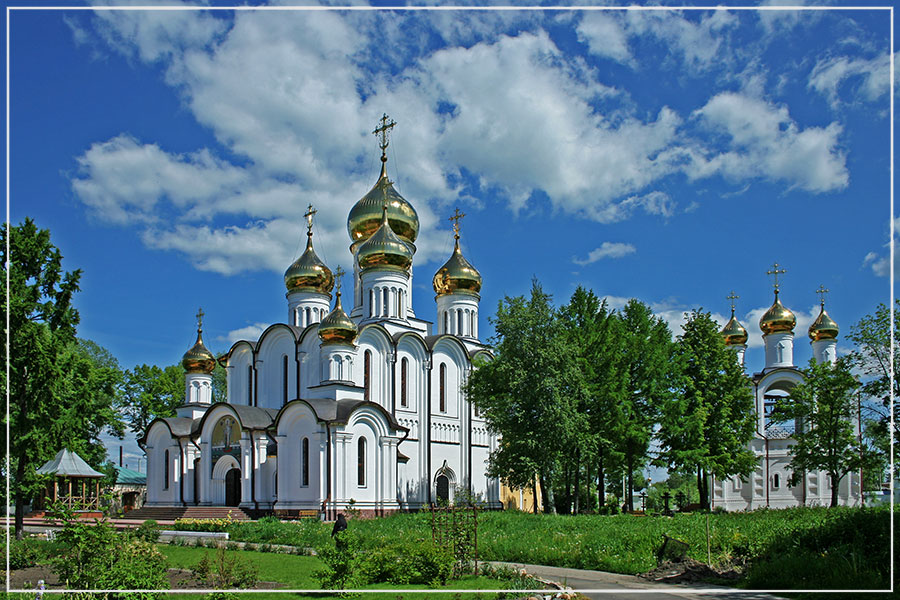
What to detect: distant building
<box><xmin>108</xmin><ymin>465</ymin><xmax>146</xmax><ymax>514</ymax></box>
<box><xmin>712</xmin><ymin>275</ymin><xmax>860</xmax><ymax>510</ymax></box>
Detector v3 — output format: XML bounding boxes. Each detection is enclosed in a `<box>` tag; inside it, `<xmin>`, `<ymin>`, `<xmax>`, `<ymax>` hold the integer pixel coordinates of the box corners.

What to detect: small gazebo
<box><xmin>36</xmin><ymin>448</ymin><xmax>104</xmax><ymax>512</ymax></box>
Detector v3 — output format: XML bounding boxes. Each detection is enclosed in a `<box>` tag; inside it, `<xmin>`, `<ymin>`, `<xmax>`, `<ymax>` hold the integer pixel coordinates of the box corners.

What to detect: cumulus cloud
<box><xmin>690</xmin><ymin>92</ymin><xmax>848</xmax><ymax>193</ymax></box>
<box><xmin>573</xmin><ymin>242</ymin><xmax>636</xmax><ymax>266</ymax></box>
<box><xmin>575</xmin><ymin>12</ymin><xmax>633</xmax><ymax>66</ymax></box>
<box><xmin>808</xmin><ymin>53</ymin><xmax>890</xmax><ymax>108</ymax></box>
<box><xmin>219</xmin><ymin>322</ymin><xmax>269</xmax><ymax>346</ymax></box>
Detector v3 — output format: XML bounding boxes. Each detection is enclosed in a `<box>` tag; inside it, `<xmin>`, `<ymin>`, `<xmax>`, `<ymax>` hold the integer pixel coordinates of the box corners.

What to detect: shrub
<box><xmin>192</xmin><ymin>546</ymin><xmax>259</xmax><ymax>590</ymax></box>
<box><xmin>9</xmin><ymin>538</ymin><xmax>47</xmax><ymax>570</ymax></box>
<box><xmin>315</xmin><ymin>530</ymin><xmax>363</xmax><ymax>590</ymax></box>
<box><xmin>134</xmin><ymin>519</ymin><xmax>160</xmax><ymax>543</ymax></box>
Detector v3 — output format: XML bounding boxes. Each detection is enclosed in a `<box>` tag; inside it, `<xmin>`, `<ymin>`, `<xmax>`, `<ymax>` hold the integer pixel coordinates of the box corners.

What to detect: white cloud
<box><xmin>808</xmin><ymin>54</ymin><xmax>890</xmax><ymax>108</ymax></box>
<box><xmin>219</xmin><ymin>322</ymin><xmax>269</xmax><ymax>346</ymax></box>
<box><xmin>576</xmin><ymin>12</ymin><xmax>633</xmax><ymax>66</ymax></box>
<box><xmin>573</xmin><ymin>242</ymin><xmax>636</xmax><ymax>265</ymax></box>
<box><xmin>690</xmin><ymin>92</ymin><xmax>848</xmax><ymax>193</ymax></box>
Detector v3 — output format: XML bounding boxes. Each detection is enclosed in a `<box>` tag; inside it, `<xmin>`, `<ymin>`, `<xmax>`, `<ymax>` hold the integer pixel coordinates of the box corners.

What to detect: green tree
<box><xmin>658</xmin><ymin>310</ymin><xmax>756</xmax><ymax>510</ymax></box>
<box><xmin>119</xmin><ymin>364</ymin><xmax>185</xmax><ymax>435</ymax></box>
<box><xmin>3</xmin><ymin>220</ymin><xmax>125</xmax><ymax>538</ymax></box>
<box><xmin>614</xmin><ymin>299</ymin><xmax>675</xmax><ymax>512</ymax></box>
<box><xmin>772</xmin><ymin>357</ymin><xmax>878</xmax><ymax>507</ymax></box>
<box><xmin>466</xmin><ymin>280</ymin><xmax>582</xmax><ymax>514</ymax></box>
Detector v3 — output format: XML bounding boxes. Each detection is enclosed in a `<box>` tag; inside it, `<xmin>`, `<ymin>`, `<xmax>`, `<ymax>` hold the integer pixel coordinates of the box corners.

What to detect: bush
<box><xmin>8</xmin><ymin>538</ymin><xmax>47</xmax><ymax>570</ymax></box>
<box><xmin>192</xmin><ymin>546</ymin><xmax>259</xmax><ymax>590</ymax></box>
<box><xmin>134</xmin><ymin>519</ymin><xmax>160</xmax><ymax>543</ymax></box>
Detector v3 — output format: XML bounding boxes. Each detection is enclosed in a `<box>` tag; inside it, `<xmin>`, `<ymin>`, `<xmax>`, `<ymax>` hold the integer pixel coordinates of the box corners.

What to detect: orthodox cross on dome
<box><xmin>304</xmin><ymin>204</ymin><xmax>317</xmax><ymax>235</ymax></box>
<box><xmin>726</xmin><ymin>291</ymin><xmax>739</xmax><ymax>314</ymax></box>
<box><xmin>196</xmin><ymin>307</ymin><xmax>205</xmax><ymax>332</ymax></box>
<box><xmin>766</xmin><ymin>262</ymin><xmax>787</xmax><ymax>294</ymax></box>
<box><xmin>449</xmin><ymin>208</ymin><xmax>465</xmax><ymax>239</ymax></box>
<box><xmin>815</xmin><ymin>284</ymin><xmax>829</xmax><ymax>307</ymax></box>
<box><xmin>334</xmin><ymin>266</ymin><xmax>346</xmax><ymax>295</ymax></box>
<box><xmin>372</xmin><ymin>113</ymin><xmax>396</xmax><ymax>162</ymax></box>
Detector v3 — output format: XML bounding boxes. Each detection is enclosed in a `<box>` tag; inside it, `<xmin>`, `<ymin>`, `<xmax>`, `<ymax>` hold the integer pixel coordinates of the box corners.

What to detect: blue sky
<box><xmin>7</xmin><ymin>2</ymin><xmax>895</xmax><ymax>470</ymax></box>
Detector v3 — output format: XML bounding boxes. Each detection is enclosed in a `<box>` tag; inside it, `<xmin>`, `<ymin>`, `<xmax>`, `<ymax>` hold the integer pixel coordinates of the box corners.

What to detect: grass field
<box><xmin>159</xmin><ymin>545</ymin><xmax>526</xmax><ymax>599</ymax></box>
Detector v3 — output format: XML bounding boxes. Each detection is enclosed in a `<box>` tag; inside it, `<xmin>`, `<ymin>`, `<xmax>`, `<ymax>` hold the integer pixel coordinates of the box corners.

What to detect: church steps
<box><xmin>123</xmin><ymin>506</ymin><xmax>252</xmax><ymax>521</ymax></box>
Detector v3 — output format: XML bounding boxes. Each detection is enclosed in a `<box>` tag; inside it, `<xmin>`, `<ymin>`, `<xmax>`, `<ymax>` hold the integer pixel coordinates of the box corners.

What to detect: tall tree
<box><xmin>614</xmin><ymin>300</ymin><xmax>675</xmax><ymax>511</ymax></box>
<box><xmin>847</xmin><ymin>301</ymin><xmax>899</xmax><ymax>440</ymax></box>
<box><xmin>772</xmin><ymin>357</ymin><xmax>878</xmax><ymax>507</ymax></box>
<box><xmin>658</xmin><ymin>310</ymin><xmax>756</xmax><ymax>509</ymax></box>
<box><xmin>119</xmin><ymin>364</ymin><xmax>185</xmax><ymax>435</ymax></box>
<box><xmin>3</xmin><ymin>219</ymin><xmax>122</xmax><ymax>538</ymax></box>
<box><xmin>466</xmin><ymin>280</ymin><xmax>581</xmax><ymax>514</ymax></box>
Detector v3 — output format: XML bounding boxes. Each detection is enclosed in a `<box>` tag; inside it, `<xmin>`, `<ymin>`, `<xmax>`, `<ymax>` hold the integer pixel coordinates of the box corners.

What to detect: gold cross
<box><xmin>372</xmin><ymin>113</ymin><xmax>396</xmax><ymax>156</ymax></box>
<box><xmin>196</xmin><ymin>307</ymin><xmax>205</xmax><ymax>331</ymax></box>
<box><xmin>449</xmin><ymin>208</ymin><xmax>465</xmax><ymax>239</ymax></box>
<box><xmin>766</xmin><ymin>262</ymin><xmax>787</xmax><ymax>293</ymax></box>
<box><xmin>334</xmin><ymin>266</ymin><xmax>346</xmax><ymax>295</ymax></box>
<box><xmin>304</xmin><ymin>204</ymin><xmax>317</xmax><ymax>234</ymax></box>
<box><xmin>726</xmin><ymin>291</ymin><xmax>739</xmax><ymax>313</ymax></box>
<box><xmin>815</xmin><ymin>284</ymin><xmax>829</xmax><ymax>306</ymax></box>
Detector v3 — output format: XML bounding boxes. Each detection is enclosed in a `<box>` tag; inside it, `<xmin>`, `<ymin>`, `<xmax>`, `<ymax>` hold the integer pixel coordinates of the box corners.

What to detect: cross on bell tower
<box><xmin>767</xmin><ymin>262</ymin><xmax>787</xmax><ymax>295</ymax></box>
<box><xmin>334</xmin><ymin>266</ymin><xmax>346</xmax><ymax>295</ymax></box>
<box><xmin>304</xmin><ymin>204</ymin><xmax>317</xmax><ymax>235</ymax></box>
<box><xmin>815</xmin><ymin>284</ymin><xmax>829</xmax><ymax>307</ymax></box>
<box><xmin>373</xmin><ymin>113</ymin><xmax>396</xmax><ymax>164</ymax></box>
<box><xmin>196</xmin><ymin>307</ymin><xmax>205</xmax><ymax>333</ymax></box>
<box><xmin>449</xmin><ymin>208</ymin><xmax>465</xmax><ymax>240</ymax></box>
<box><xmin>726</xmin><ymin>291</ymin><xmax>739</xmax><ymax>315</ymax></box>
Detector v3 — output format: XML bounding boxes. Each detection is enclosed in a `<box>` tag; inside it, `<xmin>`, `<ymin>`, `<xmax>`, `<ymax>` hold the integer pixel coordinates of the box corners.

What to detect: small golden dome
<box><xmin>721</xmin><ymin>312</ymin><xmax>748</xmax><ymax>346</ymax></box>
<box><xmin>357</xmin><ymin>204</ymin><xmax>413</xmax><ymax>272</ymax></box>
<box><xmin>760</xmin><ymin>293</ymin><xmax>796</xmax><ymax>335</ymax></box>
<box><xmin>182</xmin><ymin>324</ymin><xmax>216</xmax><ymax>374</ymax></box>
<box><xmin>318</xmin><ymin>292</ymin><xmax>358</xmax><ymax>346</ymax></box>
<box><xmin>433</xmin><ymin>237</ymin><xmax>482</xmax><ymax>297</ymax></box>
<box><xmin>285</xmin><ymin>232</ymin><xmax>334</xmax><ymax>295</ymax></box>
<box><xmin>809</xmin><ymin>306</ymin><xmax>839</xmax><ymax>341</ymax></box>
<box><xmin>347</xmin><ymin>162</ymin><xmax>419</xmax><ymax>246</ymax></box>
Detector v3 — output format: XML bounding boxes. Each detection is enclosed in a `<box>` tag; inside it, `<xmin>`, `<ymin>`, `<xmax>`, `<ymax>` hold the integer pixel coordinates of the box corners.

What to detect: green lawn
<box><xmin>159</xmin><ymin>545</ymin><xmax>530</xmax><ymax>599</ymax></box>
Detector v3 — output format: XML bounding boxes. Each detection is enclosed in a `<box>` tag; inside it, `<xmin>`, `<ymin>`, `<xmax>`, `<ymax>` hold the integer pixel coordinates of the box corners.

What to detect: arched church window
<box><xmin>357</xmin><ymin>437</ymin><xmax>366</xmax><ymax>487</ymax></box>
<box><xmin>399</xmin><ymin>290</ymin><xmax>404</xmax><ymax>317</ymax></box>
<box><xmin>369</xmin><ymin>290</ymin><xmax>375</xmax><ymax>318</ymax></box>
<box><xmin>301</xmin><ymin>437</ymin><xmax>309</xmax><ymax>487</ymax></box>
<box><xmin>458</xmin><ymin>311</ymin><xmax>464</xmax><ymax>336</ymax></box>
<box><xmin>401</xmin><ymin>358</ymin><xmax>408</xmax><ymax>408</ymax></box>
<box><xmin>383</xmin><ymin>288</ymin><xmax>389</xmax><ymax>317</ymax></box>
<box><xmin>364</xmin><ymin>350</ymin><xmax>371</xmax><ymax>402</ymax></box>
<box><xmin>247</xmin><ymin>365</ymin><xmax>253</xmax><ymax>404</ymax></box>
<box><xmin>164</xmin><ymin>449</ymin><xmax>169</xmax><ymax>490</ymax></box>
<box><xmin>443</xmin><ymin>312</ymin><xmax>449</xmax><ymax>334</ymax></box>
<box><xmin>283</xmin><ymin>355</ymin><xmax>289</xmax><ymax>405</ymax></box>
<box><xmin>773</xmin><ymin>474</ymin><xmax>780</xmax><ymax>489</ymax></box>
<box><xmin>439</xmin><ymin>363</ymin><xmax>446</xmax><ymax>413</ymax></box>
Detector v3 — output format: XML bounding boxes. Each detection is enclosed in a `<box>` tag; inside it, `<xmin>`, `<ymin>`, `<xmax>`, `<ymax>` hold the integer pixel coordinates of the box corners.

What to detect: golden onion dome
<box><xmin>284</xmin><ymin>232</ymin><xmax>334</xmax><ymax>295</ymax></box>
<box><xmin>357</xmin><ymin>204</ymin><xmax>413</xmax><ymax>272</ymax></box>
<box><xmin>348</xmin><ymin>162</ymin><xmax>419</xmax><ymax>247</ymax></box>
<box><xmin>182</xmin><ymin>326</ymin><xmax>216</xmax><ymax>374</ymax></box>
<box><xmin>809</xmin><ymin>306</ymin><xmax>839</xmax><ymax>341</ymax></box>
<box><xmin>433</xmin><ymin>236</ymin><xmax>482</xmax><ymax>297</ymax></box>
<box><xmin>318</xmin><ymin>292</ymin><xmax>358</xmax><ymax>346</ymax></box>
<box><xmin>721</xmin><ymin>312</ymin><xmax>749</xmax><ymax>346</ymax></box>
<box><xmin>759</xmin><ymin>293</ymin><xmax>796</xmax><ymax>335</ymax></box>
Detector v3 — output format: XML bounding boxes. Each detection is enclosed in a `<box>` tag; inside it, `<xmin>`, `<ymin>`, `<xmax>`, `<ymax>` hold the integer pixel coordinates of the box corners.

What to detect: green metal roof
<box><xmin>36</xmin><ymin>448</ymin><xmax>104</xmax><ymax>478</ymax></box>
<box><xmin>114</xmin><ymin>465</ymin><xmax>146</xmax><ymax>485</ymax></box>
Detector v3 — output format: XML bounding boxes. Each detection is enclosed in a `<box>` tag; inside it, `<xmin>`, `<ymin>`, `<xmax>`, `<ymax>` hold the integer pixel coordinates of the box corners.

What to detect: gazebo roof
<box><xmin>114</xmin><ymin>465</ymin><xmax>146</xmax><ymax>485</ymax></box>
<box><xmin>36</xmin><ymin>448</ymin><xmax>104</xmax><ymax>478</ymax></box>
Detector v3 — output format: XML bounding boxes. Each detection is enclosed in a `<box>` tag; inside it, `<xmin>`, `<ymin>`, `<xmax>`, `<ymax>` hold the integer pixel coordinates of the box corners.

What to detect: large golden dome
<box><xmin>809</xmin><ymin>306</ymin><xmax>839</xmax><ymax>341</ymax></box>
<box><xmin>760</xmin><ymin>293</ymin><xmax>796</xmax><ymax>335</ymax></box>
<box><xmin>318</xmin><ymin>292</ymin><xmax>358</xmax><ymax>346</ymax></box>
<box><xmin>721</xmin><ymin>313</ymin><xmax>748</xmax><ymax>346</ymax></box>
<box><xmin>347</xmin><ymin>162</ymin><xmax>419</xmax><ymax>247</ymax></box>
<box><xmin>357</xmin><ymin>205</ymin><xmax>413</xmax><ymax>272</ymax></box>
<box><xmin>433</xmin><ymin>237</ymin><xmax>482</xmax><ymax>297</ymax></box>
<box><xmin>285</xmin><ymin>232</ymin><xmax>334</xmax><ymax>295</ymax></box>
<box><xmin>182</xmin><ymin>321</ymin><xmax>216</xmax><ymax>374</ymax></box>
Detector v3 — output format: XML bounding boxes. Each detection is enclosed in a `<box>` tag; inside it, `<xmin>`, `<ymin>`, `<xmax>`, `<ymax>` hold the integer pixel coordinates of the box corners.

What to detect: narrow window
<box><xmin>383</xmin><ymin>288</ymin><xmax>389</xmax><ymax>316</ymax></box>
<box><xmin>773</xmin><ymin>474</ymin><xmax>780</xmax><ymax>489</ymax></box>
<box><xmin>457</xmin><ymin>311</ymin><xmax>463</xmax><ymax>335</ymax></box>
<box><xmin>401</xmin><ymin>358</ymin><xmax>408</xmax><ymax>408</ymax></box>
<box><xmin>247</xmin><ymin>365</ymin><xmax>253</xmax><ymax>404</ymax></box>
<box><xmin>399</xmin><ymin>291</ymin><xmax>404</xmax><ymax>317</ymax></box>
<box><xmin>283</xmin><ymin>355</ymin><xmax>289</xmax><ymax>404</ymax></box>
<box><xmin>444</xmin><ymin>312</ymin><xmax>449</xmax><ymax>334</ymax></box>
<box><xmin>358</xmin><ymin>437</ymin><xmax>367</xmax><ymax>487</ymax></box>
<box><xmin>164</xmin><ymin>449</ymin><xmax>170</xmax><ymax>490</ymax></box>
<box><xmin>439</xmin><ymin>363</ymin><xmax>446</xmax><ymax>413</ymax></box>
<box><xmin>364</xmin><ymin>350</ymin><xmax>371</xmax><ymax>402</ymax></box>
<box><xmin>302</xmin><ymin>438</ymin><xmax>309</xmax><ymax>487</ymax></box>
<box><xmin>369</xmin><ymin>290</ymin><xmax>375</xmax><ymax>317</ymax></box>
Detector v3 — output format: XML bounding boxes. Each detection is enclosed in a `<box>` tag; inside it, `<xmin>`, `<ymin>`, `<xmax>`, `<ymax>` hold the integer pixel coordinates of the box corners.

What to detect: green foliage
<box><xmin>192</xmin><ymin>546</ymin><xmax>259</xmax><ymax>590</ymax></box>
<box><xmin>3</xmin><ymin>218</ymin><xmax>124</xmax><ymax>538</ymax></box>
<box><xmin>135</xmin><ymin>519</ymin><xmax>161</xmax><ymax>543</ymax></box>
<box><xmin>314</xmin><ymin>530</ymin><xmax>363</xmax><ymax>590</ymax></box>
<box><xmin>48</xmin><ymin>507</ymin><xmax>168</xmax><ymax>598</ymax></box>
<box><xmin>771</xmin><ymin>357</ymin><xmax>880</xmax><ymax>507</ymax></box>
<box><xmin>120</xmin><ymin>363</ymin><xmax>185</xmax><ymax>436</ymax></box>
<box><xmin>658</xmin><ymin>310</ymin><xmax>756</xmax><ymax>509</ymax></box>
<box><xmin>7</xmin><ymin>537</ymin><xmax>50</xmax><ymax>570</ymax></box>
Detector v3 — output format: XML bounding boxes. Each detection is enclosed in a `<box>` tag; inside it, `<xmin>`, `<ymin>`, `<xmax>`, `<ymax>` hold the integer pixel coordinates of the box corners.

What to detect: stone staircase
<box><xmin>124</xmin><ymin>505</ymin><xmax>252</xmax><ymax>521</ymax></box>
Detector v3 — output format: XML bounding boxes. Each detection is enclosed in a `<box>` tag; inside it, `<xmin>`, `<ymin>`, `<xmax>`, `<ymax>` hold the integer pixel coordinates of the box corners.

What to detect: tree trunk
<box><xmin>831</xmin><ymin>472</ymin><xmax>839</xmax><ymax>508</ymax></box>
<box><xmin>540</xmin><ymin>470</ymin><xmax>557</xmax><ymax>514</ymax></box>
<box><xmin>574</xmin><ymin>447</ymin><xmax>581</xmax><ymax>515</ymax></box>
<box><xmin>626</xmin><ymin>453</ymin><xmax>634</xmax><ymax>512</ymax></box>
<box><xmin>597</xmin><ymin>446</ymin><xmax>606</xmax><ymax>508</ymax></box>
<box><xmin>563</xmin><ymin>459</ymin><xmax>571</xmax><ymax>514</ymax></box>
<box><xmin>586</xmin><ymin>462</ymin><xmax>592</xmax><ymax>512</ymax></box>
<box><xmin>14</xmin><ymin>442</ymin><xmax>28</xmax><ymax>540</ymax></box>
<box><xmin>532</xmin><ymin>474</ymin><xmax>539</xmax><ymax>514</ymax></box>
<box><xmin>697</xmin><ymin>466</ymin><xmax>705</xmax><ymax>510</ymax></box>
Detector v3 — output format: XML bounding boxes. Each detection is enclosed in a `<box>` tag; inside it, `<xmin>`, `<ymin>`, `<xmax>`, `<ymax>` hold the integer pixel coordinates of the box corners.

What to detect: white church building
<box><xmin>141</xmin><ymin>117</ymin><xmax>501</xmax><ymax>517</ymax></box>
<box><xmin>712</xmin><ymin>272</ymin><xmax>861</xmax><ymax>510</ymax></box>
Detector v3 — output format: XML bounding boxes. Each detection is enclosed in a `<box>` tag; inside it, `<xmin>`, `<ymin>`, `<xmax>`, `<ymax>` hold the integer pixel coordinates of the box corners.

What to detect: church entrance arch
<box><xmin>225</xmin><ymin>469</ymin><xmax>241</xmax><ymax>506</ymax></box>
<box><xmin>436</xmin><ymin>475</ymin><xmax>450</xmax><ymax>504</ymax></box>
